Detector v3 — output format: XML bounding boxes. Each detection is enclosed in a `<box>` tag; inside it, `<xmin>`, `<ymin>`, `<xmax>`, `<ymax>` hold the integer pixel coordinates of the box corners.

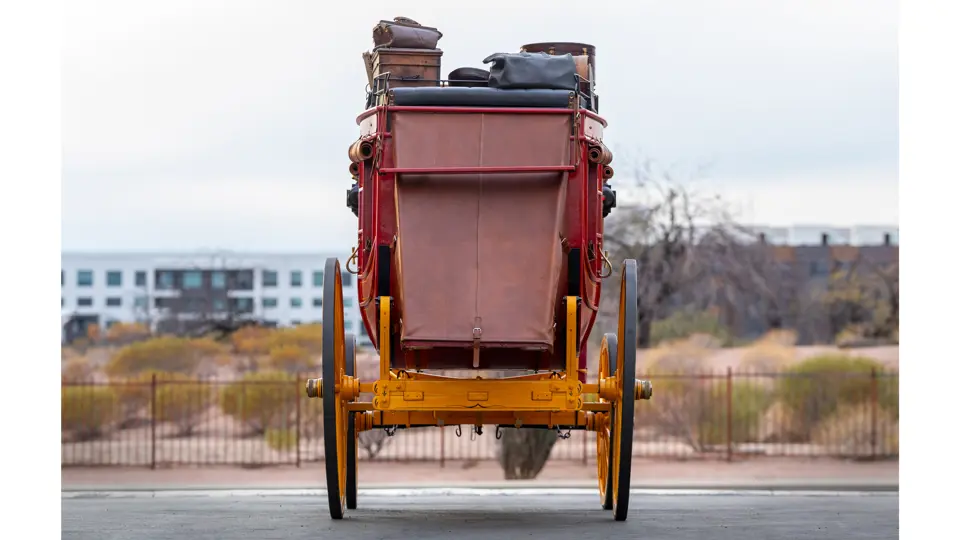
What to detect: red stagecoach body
<box><xmin>351</xmin><ymin>89</ymin><xmax>611</xmax><ymax>380</ymax></box>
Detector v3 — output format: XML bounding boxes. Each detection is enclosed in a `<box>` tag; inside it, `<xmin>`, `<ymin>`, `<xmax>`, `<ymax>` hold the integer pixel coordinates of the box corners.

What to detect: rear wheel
<box><xmin>322</xmin><ymin>258</ymin><xmax>348</xmax><ymax>519</ymax></box>
<box><xmin>611</xmin><ymin>260</ymin><xmax>638</xmax><ymax>522</ymax></box>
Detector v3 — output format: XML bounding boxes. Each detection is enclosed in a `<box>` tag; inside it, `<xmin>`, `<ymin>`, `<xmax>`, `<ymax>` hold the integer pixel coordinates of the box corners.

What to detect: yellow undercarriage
<box><xmin>305</xmin><ymin>295</ymin><xmax>652</xmax><ymax>432</ymax></box>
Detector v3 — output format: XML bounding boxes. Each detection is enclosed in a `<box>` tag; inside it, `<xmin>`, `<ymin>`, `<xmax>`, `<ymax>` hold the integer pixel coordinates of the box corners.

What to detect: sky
<box><xmin>61</xmin><ymin>0</ymin><xmax>899</xmax><ymax>252</ymax></box>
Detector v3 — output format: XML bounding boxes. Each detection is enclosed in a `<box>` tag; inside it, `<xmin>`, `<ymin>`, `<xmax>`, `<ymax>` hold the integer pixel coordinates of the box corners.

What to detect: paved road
<box><xmin>62</xmin><ymin>488</ymin><xmax>898</xmax><ymax>540</ymax></box>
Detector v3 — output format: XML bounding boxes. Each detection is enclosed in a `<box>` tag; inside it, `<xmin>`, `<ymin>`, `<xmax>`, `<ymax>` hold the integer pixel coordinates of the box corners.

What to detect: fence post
<box><xmin>870</xmin><ymin>368</ymin><xmax>878</xmax><ymax>460</ymax></box>
<box><xmin>726</xmin><ymin>366</ymin><xmax>733</xmax><ymax>463</ymax></box>
<box><xmin>150</xmin><ymin>373</ymin><xmax>157</xmax><ymax>470</ymax></box>
<box><xmin>296</xmin><ymin>375</ymin><xmax>302</xmax><ymax>468</ymax></box>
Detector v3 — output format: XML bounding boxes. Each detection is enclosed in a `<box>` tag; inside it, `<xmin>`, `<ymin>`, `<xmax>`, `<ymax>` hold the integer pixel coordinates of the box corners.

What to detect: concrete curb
<box><xmin>61</xmin><ymin>481</ymin><xmax>898</xmax><ymax>493</ymax></box>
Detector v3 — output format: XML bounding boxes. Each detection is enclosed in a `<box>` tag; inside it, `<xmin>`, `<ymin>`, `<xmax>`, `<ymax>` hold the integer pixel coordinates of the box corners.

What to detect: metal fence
<box><xmin>61</xmin><ymin>369</ymin><xmax>899</xmax><ymax>467</ymax></box>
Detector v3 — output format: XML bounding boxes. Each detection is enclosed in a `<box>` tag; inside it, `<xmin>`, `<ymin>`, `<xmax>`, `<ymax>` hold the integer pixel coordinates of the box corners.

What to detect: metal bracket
<box><xmin>472</xmin><ymin>321</ymin><xmax>482</xmax><ymax>369</ymax></box>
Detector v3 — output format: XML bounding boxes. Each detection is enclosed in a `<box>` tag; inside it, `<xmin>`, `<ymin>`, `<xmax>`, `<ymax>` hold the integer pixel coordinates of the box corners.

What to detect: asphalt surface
<box><xmin>62</xmin><ymin>488</ymin><xmax>899</xmax><ymax>540</ymax></box>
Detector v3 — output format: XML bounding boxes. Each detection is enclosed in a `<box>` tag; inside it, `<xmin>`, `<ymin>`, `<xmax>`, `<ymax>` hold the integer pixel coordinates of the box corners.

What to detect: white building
<box><xmin>60</xmin><ymin>251</ymin><xmax>370</xmax><ymax>346</ymax></box>
<box><xmin>746</xmin><ymin>224</ymin><xmax>899</xmax><ymax>246</ymax></box>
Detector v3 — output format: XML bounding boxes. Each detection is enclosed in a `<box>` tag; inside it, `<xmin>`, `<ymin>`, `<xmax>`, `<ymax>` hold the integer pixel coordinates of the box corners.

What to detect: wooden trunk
<box><xmin>373</xmin><ymin>48</ymin><xmax>442</xmax><ymax>88</ymax></box>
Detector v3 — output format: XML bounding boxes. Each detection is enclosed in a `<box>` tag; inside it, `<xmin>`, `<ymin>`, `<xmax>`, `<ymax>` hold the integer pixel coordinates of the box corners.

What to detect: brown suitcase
<box><xmin>373</xmin><ymin>47</ymin><xmax>442</xmax><ymax>88</ymax></box>
<box><xmin>373</xmin><ymin>19</ymin><xmax>443</xmax><ymax>50</ymax></box>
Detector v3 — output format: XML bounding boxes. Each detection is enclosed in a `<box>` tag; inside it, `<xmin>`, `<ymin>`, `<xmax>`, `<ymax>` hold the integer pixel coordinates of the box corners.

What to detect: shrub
<box><xmin>775</xmin><ymin>353</ymin><xmax>897</xmax><ymax>438</ymax></box>
<box><xmin>758</xmin><ymin>400</ymin><xmax>806</xmax><ymax>443</ymax></box>
<box><xmin>270</xmin><ymin>324</ymin><xmax>323</xmax><ymax>354</ymax></box>
<box><xmin>111</xmin><ymin>370</ymin><xmax>162</xmax><ymax>427</ymax></box>
<box><xmin>265</xmin><ymin>344</ymin><xmax>315</xmax><ymax>374</ymax></box>
<box><xmin>105</xmin><ymin>322</ymin><xmax>151</xmax><ymax>345</ymax></box>
<box><xmin>62</xmin><ymin>386</ymin><xmax>118</xmax><ymax>441</ymax></box>
<box><xmin>231</xmin><ymin>325</ymin><xmax>274</xmax><ymax>353</ymax></box>
<box><xmin>638</xmin><ymin>337</ymin><xmax>771</xmax><ymax>450</ymax></box>
<box><xmin>299</xmin><ymin>393</ymin><xmax>324</xmax><ymax>440</ymax></box>
<box><xmin>220</xmin><ymin>371</ymin><xmax>297</xmax><ymax>435</ymax></box>
<box><xmin>640</xmin><ymin>335</ymin><xmax>717</xmax><ymax>374</ymax></box>
<box><xmin>154</xmin><ymin>376</ymin><xmax>213</xmax><ymax>437</ymax></box>
<box><xmin>650</xmin><ymin>310</ymin><xmax>732</xmax><ymax>347</ymax></box>
<box><xmin>105</xmin><ymin>336</ymin><xmax>226</xmax><ymax>377</ymax></box>
<box><xmin>811</xmin><ymin>403</ymin><xmax>899</xmax><ymax>458</ymax></box>
<box><xmin>62</xmin><ymin>356</ymin><xmax>97</xmax><ymax>383</ymax></box>
<box><xmin>497</xmin><ymin>428</ymin><xmax>558</xmax><ymax>479</ymax></box>
<box><xmin>264</xmin><ymin>427</ymin><xmax>298</xmax><ymax>452</ymax></box>
<box><xmin>698</xmin><ymin>381</ymin><xmax>773</xmax><ymax>445</ymax></box>
<box><xmin>637</xmin><ymin>337</ymin><xmax>715</xmax><ymax>451</ymax></box>
<box><xmin>739</xmin><ymin>330</ymin><xmax>797</xmax><ymax>373</ymax></box>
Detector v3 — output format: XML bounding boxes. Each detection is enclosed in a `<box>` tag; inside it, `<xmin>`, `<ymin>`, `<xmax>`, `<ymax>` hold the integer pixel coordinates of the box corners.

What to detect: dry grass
<box><xmin>758</xmin><ymin>400</ymin><xmax>806</xmax><ymax>443</ymax></box>
<box><xmin>739</xmin><ymin>330</ymin><xmax>798</xmax><ymax>373</ymax></box>
<box><xmin>639</xmin><ymin>334</ymin><xmax>719</xmax><ymax>374</ymax></box>
<box><xmin>811</xmin><ymin>402</ymin><xmax>899</xmax><ymax>457</ymax></box>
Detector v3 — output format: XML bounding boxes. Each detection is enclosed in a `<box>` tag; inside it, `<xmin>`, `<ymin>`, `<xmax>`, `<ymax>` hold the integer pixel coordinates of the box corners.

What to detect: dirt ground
<box><xmin>62</xmin><ymin>457</ymin><xmax>898</xmax><ymax>489</ymax></box>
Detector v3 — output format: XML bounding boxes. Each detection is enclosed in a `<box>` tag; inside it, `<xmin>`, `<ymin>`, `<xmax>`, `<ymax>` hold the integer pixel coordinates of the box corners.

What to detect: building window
<box><xmin>263</xmin><ymin>297</ymin><xmax>278</xmax><ymax>308</ymax></box>
<box><xmin>213</xmin><ymin>298</ymin><xmax>227</xmax><ymax>312</ymax></box>
<box><xmin>61</xmin><ymin>297</ymin><xmax>65</xmax><ymax>307</ymax></box>
<box><xmin>231</xmin><ymin>297</ymin><xmax>254</xmax><ymax>313</ymax></box>
<box><xmin>291</xmin><ymin>320</ymin><xmax>301</xmax><ymax>326</ymax></box>
<box><xmin>344</xmin><ymin>297</ymin><xmax>353</xmax><ymax>308</ymax></box>
<box><xmin>77</xmin><ymin>270</ymin><xmax>93</xmax><ymax>287</ymax></box>
<box><xmin>312</xmin><ymin>297</ymin><xmax>323</xmax><ymax>308</ymax></box>
<box><xmin>344</xmin><ymin>320</ymin><xmax>353</xmax><ymax>331</ymax></box>
<box><xmin>156</xmin><ymin>271</ymin><xmax>175</xmax><ymax>290</ymax></box>
<box><xmin>211</xmin><ymin>271</ymin><xmax>226</xmax><ymax>289</ymax></box>
<box><xmin>290</xmin><ymin>270</ymin><xmax>303</xmax><ymax>287</ymax></box>
<box><xmin>77</xmin><ymin>297</ymin><xmax>93</xmax><ymax>307</ymax></box>
<box><xmin>263</xmin><ymin>270</ymin><xmax>278</xmax><ymax>287</ymax></box>
<box><xmin>341</xmin><ymin>271</ymin><xmax>353</xmax><ymax>286</ymax></box>
<box><xmin>135</xmin><ymin>271</ymin><xmax>147</xmax><ymax>287</ymax></box>
<box><xmin>106</xmin><ymin>271</ymin><xmax>123</xmax><ymax>287</ymax></box>
<box><xmin>313</xmin><ymin>270</ymin><xmax>324</xmax><ymax>287</ymax></box>
<box><xmin>134</xmin><ymin>296</ymin><xmax>147</xmax><ymax>308</ymax></box>
<box><xmin>106</xmin><ymin>297</ymin><xmax>122</xmax><ymax>307</ymax></box>
<box><xmin>231</xmin><ymin>270</ymin><xmax>254</xmax><ymax>290</ymax></box>
<box><xmin>809</xmin><ymin>260</ymin><xmax>830</xmax><ymax>277</ymax></box>
<box><xmin>61</xmin><ymin>270</ymin><xmax>64</xmax><ymax>287</ymax></box>
<box><xmin>183</xmin><ymin>271</ymin><xmax>203</xmax><ymax>289</ymax></box>
<box><xmin>185</xmin><ymin>297</ymin><xmax>205</xmax><ymax>312</ymax></box>
<box><xmin>291</xmin><ymin>297</ymin><xmax>302</xmax><ymax>308</ymax></box>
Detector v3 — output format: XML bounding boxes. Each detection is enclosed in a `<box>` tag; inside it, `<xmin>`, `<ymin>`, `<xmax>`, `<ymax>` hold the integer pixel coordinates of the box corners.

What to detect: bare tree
<box><xmin>601</xmin><ymin>158</ymin><xmax>748</xmax><ymax>347</ymax></box>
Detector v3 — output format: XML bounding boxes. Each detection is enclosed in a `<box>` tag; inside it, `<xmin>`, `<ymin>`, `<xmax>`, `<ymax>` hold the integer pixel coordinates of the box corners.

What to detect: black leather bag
<box><xmin>447</xmin><ymin>67</ymin><xmax>490</xmax><ymax>87</ymax></box>
<box><xmin>482</xmin><ymin>52</ymin><xmax>578</xmax><ymax>91</ymax></box>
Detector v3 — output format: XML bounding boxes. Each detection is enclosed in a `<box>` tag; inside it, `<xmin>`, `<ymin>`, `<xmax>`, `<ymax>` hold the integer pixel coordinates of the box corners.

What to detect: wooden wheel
<box><xmin>345</xmin><ymin>333</ymin><xmax>359</xmax><ymax>510</ymax></box>
<box><xmin>597</xmin><ymin>332</ymin><xmax>617</xmax><ymax>510</ymax></box>
<box><xmin>611</xmin><ymin>259</ymin><xmax>638</xmax><ymax>522</ymax></box>
<box><xmin>322</xmin><ymin>258</ymin><xmax>349</xmax><ymax>519</ymax></box>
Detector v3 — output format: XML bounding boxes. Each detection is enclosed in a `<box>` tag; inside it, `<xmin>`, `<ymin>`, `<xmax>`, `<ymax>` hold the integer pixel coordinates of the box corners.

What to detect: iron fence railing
<box><xmin>61</xmin><ymin>369</ymin><xmax>898</xmax><ymax>467</ymax></box>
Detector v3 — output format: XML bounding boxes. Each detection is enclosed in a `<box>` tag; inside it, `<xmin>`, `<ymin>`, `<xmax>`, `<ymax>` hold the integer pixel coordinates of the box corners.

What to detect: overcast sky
<box><xmin>62</xmin><ymin>0</ymin><xmax>898</xmax><ymax>252</ymax></box>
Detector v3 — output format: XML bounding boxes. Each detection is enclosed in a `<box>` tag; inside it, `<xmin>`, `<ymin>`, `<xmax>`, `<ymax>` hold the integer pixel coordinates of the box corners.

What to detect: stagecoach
<box><xmin>306</xmin><ymin>19</ymin><xmax>652</xmax><ymax>521</ymax></box>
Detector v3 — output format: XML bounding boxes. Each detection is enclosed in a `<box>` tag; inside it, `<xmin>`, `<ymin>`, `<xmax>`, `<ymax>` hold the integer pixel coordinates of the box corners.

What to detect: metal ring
<box><xmin>346</xmin><ymin>246</ymin><xmax>360</xmax><ymax>275</ymax></box>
